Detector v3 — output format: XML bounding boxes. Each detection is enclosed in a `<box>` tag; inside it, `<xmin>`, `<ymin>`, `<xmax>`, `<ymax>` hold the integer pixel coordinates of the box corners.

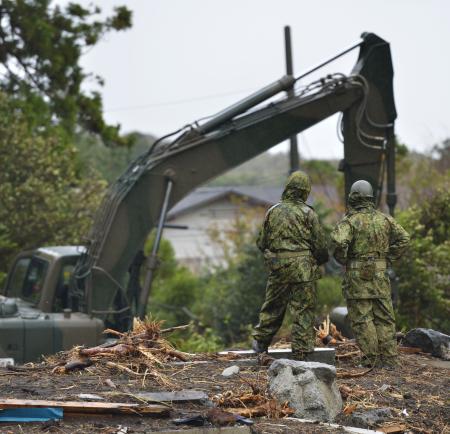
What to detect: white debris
<box><xmin>221</xmin><ymin>365</ymin><xmax>240</xmax><ymax>377</ymax></box>
<box><xmin>77</xmin><ymin>393</ymin><xmax>104</xmax><ymax>401</ymax></box>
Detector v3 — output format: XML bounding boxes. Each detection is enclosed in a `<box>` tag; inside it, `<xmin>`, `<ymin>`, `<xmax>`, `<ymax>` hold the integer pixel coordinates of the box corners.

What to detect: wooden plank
<box><xmin>136</xmin><ymin>389</ymin><xmax>208</xmax><ymax>403</ymax></box>
<box><xmin>0</xmin><ymin>399</ymin><xmax>170</xmax><ymax>416</ymax></box>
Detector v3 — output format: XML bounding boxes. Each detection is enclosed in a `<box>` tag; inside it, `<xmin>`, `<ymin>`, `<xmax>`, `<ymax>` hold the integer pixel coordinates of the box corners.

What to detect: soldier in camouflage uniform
<box><xmin>330</xmin><ymin>180</ymin><xmax>409</xmax><ymax>368</ymax></box>
<box><xmin>252</xmin><ymin>171</ymin><xmax>329</xmax><ymax>360</ymax></box>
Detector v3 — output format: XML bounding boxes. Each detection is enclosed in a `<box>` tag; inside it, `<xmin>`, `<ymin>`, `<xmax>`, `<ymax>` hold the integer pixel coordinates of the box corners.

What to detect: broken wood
<box><xmin>79</xmin><ymin>343</ymin><xmax>134</xmax><ymax>357</ymax></box>
<box><xmin>104</xmin><ymin>378</ymin><xmax>117</xmax><ymax>389</ymax></box>
<box><xmin>136</xmin><ymin>390</ymin><xmax>208</xmax><ymax>403</ymax></box>
<box><xmin>337</xmin><ymin>367</ymin><xmax>373</xmax><ymax>378</ymax></box>
<box><xmin>343</xmin><ymin>403</ymin><xmax>357</xmax><ymax>415</ymax></box>
<box><xmin>0</xmin><ymin>398</ymin><xmax>170</xmax><ymax>416</ymax></box>
<box><xmin>399</xmin><ymin>346</ymin><xmax>423</xmax><ymax>354</ymax></box>
<box><xmin>227</xmin><ymin>401</ymin><xmax>294</xmax><ymax>419</ymax></box>
<box><xmin>379</xmin><ymin>424</ymin><xmax>407</xmax><ymax>433</ymax></box>
<box><xmin>62</xmin><ymin>358</ymin><xmax>93</xmax><ymax>373</ymax></box>
<box><xmin>160</xmin><ymin>324</ymin><xmax>191</xmax><ymax>334</ymax></box>
<box><xmin>336</xmin><ymin>350</ymin><xmax>360</xmax><ymax>359</ymax></box>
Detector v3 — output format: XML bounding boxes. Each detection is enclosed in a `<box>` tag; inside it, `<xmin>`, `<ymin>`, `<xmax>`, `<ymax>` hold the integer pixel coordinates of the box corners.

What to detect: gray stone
<box><xmin>221</xmin><ymin>365</ymin><xmax>240</xmax><ymax>377</ymax></box>
<box><xmin>403</xmin><ymin>328</ymin><xmax>450</xmax><ymax>360</ymax></box>
<box><xmin>268</xmin><ymin>359</ymin><xmax>342</xmax><ymax>422</ymax></box>
<box><xmin>349</xmin><ymin>408</ymin><xmax>392</xmax><ymax>428</ymax></box>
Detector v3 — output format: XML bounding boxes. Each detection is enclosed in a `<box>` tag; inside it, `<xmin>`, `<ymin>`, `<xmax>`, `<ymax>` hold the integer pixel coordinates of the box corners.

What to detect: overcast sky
<box><xmin>72</xmin><ymin>0</ymin><xmax>449</xmax><ymax>159</ymax></box>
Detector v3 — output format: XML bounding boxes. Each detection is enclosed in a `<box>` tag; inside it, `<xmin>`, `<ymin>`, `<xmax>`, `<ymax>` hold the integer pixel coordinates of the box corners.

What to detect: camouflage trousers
<box><xmin>347</xmin><ymin>297</ymin><xmax>398</xmax><ymax>366</ymax></box>
<box><xmin>252</xmin><ymin>277</ymin><xmax>316</xmax><ymax>358</ymax></box>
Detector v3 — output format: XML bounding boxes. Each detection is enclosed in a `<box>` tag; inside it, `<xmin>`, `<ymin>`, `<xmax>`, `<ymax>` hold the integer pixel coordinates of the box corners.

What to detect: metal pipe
<box><xmin>197</xmin><ymin>38</ymin><xmax>362</xmax><ymax>136</ymax></box>
<box><xmin>295</xmin><ymin>40</ymin><xmax>362</xmax><ymax>82</ymax></box>
<box><xmin>284</xmin><ymin>25</ymin><xmax>300</xmax><ymax>173</ymax></box>
<box><xmin>197</xmin><ymin>75</ymin><xmax>295</xmax><ymax>134</ymax></box>
<box><xmin>138</xmin><ymin>178</ymin><xmax>174</xmax><ymax>318</ymax></box>
<box><xmin>163</xmin><ymin>223</ymin><xmax>189</xmax><ymax>230</ymax></box>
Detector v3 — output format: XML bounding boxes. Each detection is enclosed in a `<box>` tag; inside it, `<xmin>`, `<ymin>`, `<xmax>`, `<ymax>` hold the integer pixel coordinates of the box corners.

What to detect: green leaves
<box><xmin>396</xmin><ymin>189</ymin><xmax>450</xmax><ymax>333</ymax></box>
<box><xmin>0</xmin><ymin>92</ymin><xmax>105</xmax><ymax>282</ymax></box>
<box><xmin>0</xmin><ymin>0</ymin><xmax>132</xmax><ymax>145</ymax></box>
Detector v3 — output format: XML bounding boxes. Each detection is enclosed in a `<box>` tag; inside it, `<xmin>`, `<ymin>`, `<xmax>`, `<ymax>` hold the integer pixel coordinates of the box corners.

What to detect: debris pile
<box><xmin>48</xmin><ymin>318</ymin><xmax>192</xmax><ymax>387</ymax></box>
<box><xmin>212</xmin><ymin>376</ymin><xmax>294</xmax><ymax>419</ymax></box>
<box><xmin>316</xmin><ymin>315</ymin><xmax>346</xmax><ymax>345</ymax></box>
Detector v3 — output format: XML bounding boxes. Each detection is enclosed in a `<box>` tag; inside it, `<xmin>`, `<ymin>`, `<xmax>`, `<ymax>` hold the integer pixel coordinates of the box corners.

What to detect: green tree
<box><xmin>144</xmin><ymin>235</ymin><xmax>201</xmax><ymax>327</ymax></box>
<box><xmin>396</xmin><ymin>188</ymin><xmax>450</xmax><ymax>333</ymax></box>
<box><xmin>198</xmin><ymin>241</ymin><xmax>267</xmax><ymax>344</ymax></box>
<box><xmin>75</xmin><ymin>132</ymin><xmax>156</xmax><ymax>183</ymax></box>
<box><xmin>0</xmin><ymin>91</ymin><xmax>105</xmax><ymax>283</ymax></box>
<box><xmin>0</xmin><ymin>0</ymin><xmax>132</xmax><ymax>144</ymax></box>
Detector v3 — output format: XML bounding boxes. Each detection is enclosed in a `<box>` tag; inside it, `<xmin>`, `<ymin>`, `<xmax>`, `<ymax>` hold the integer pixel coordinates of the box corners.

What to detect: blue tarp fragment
<box><xmin>0</xmin><ymin>407</ymin><xmax>63</xmax><ymax>422</ymax></box>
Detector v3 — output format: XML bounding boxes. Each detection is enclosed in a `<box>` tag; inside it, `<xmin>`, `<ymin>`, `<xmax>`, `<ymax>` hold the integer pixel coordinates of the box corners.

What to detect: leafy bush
<box><xmin>197</xmin><ymin>242</ymin><xmax>267</xmax><ymax>344</ymax></box>
<box><xmin>145</xmin><ymin>236</ymin><xmax>202</xmax><ymax>327</ymax></box>
<box><xmin>0</xmin><ymin>92</ymin><xmax>105</xmax><ymax>284</ymax></box>
<box><xmin>169</xmin><ymin>327</ymin><xmax>223</xmax><ymax>353</ymax></box>
<box><xmin>316</xmin><ymin>275</ymin><xmax>345</xmax><ymax>316</ymax></box>
<box><xmin>396</xmin><ymin>188</ymin><xmax>450</xmax><ymax>333</ymax></box>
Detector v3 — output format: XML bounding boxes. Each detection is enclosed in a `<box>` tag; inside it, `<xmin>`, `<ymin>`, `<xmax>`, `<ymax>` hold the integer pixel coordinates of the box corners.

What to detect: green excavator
<box><xmin>1</xmin><ymin>33</ymin><xmax>397</xmax><ymax>363</ymax></box>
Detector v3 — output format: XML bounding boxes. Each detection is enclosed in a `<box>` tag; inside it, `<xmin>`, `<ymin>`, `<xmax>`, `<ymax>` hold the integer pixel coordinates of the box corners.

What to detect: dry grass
<box><xmin>45</xmin><ymin>317</ymin><xmax>193</xmax><ymax>388</ymax></box>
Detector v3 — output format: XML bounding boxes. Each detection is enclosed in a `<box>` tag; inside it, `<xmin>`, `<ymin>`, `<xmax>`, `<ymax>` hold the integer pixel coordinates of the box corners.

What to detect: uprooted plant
<box><xmin>48</xmin><ymin>318</ymin><xmax>192</xmax><ymax>387</ymax></box>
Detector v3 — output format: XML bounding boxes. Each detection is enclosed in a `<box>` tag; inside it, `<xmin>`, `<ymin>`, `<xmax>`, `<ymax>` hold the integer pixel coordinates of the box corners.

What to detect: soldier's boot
<box><xmin>358</xmin><ymin>354</ymin><xmax>380</xmax><ymax>369</ymax></box>
<box><xmin>380</xmin><ymin>356</ymin><xmax>399</xmax><ymax>370</ymax></box>
<box><xmin>252</xmin><ymin>339</ymin><xmax>268</xmax><ymax>354</ymax></box>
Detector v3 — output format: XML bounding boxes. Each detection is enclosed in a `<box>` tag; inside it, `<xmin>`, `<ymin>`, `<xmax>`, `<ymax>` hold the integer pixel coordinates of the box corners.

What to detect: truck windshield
<box><xmin>7</xmin><ymin>256</ymin><xmax>49</xmax><ymax>305</ymax></box>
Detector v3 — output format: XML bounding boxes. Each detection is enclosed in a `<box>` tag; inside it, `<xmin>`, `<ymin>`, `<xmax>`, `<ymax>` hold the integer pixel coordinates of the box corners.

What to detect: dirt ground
<box><xmin>0</xmin><ymin>347</ymin><xmax>448</xmax><ymax>434</ymax></box>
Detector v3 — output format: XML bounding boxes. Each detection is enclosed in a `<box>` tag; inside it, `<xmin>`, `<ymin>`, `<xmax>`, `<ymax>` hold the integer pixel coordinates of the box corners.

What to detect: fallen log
<box><xmin>79</xmin><ymin>343</ymin><xmax>134</xmax><ymax>357</ymax></box>
<box><xmin>0</xmin><ymin>398</ymin><xmax>170</xmax><ymax>416</ymax></box>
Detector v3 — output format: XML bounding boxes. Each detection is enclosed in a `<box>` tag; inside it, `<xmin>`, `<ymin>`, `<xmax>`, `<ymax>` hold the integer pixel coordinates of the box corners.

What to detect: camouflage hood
<box><xmin>281</xmin><ymin>171</ymin><xmax>311</xmax><ymax>203</ymax></box>
<box><xmin>348</xmin><ymin>191</ymin><xmax>375</xmax><ymax>210</ymax></box>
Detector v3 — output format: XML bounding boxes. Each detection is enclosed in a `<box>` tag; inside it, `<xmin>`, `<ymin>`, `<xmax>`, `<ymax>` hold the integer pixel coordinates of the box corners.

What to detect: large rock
<box><xmin>403</xmin><ymin>328</ymin><xmax>450</xmax><ymax>360</ymax></box>
<box><xmin>268</xmin><ymin>359</ymin><xmax>342</xmax><ymax>422</ymax></box>
<box><xmin>349</xmin><ymin>408</ymin><xmax>392</xmax><ymax>428</ymax></box>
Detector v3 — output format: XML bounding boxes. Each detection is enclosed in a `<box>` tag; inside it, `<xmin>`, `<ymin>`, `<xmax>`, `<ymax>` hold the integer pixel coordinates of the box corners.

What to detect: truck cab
<box><xmin>0</xmin><ymin>246</ymin><xmax>104</xmax><ymax>364</ymax></box>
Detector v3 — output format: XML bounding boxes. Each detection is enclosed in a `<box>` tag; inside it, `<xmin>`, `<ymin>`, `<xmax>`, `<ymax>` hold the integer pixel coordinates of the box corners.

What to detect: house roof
<box><xmin>167</xmin><ymin>185</ymin><xmax>339</xmax><ymax>220</ymax></box>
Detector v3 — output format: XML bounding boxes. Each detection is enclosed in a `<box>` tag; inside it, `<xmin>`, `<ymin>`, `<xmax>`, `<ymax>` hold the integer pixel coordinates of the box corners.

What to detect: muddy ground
<box><xmin>0</xmin><ymin>350</ymin><xmax>448</xmax><ymax>434</ymax></box>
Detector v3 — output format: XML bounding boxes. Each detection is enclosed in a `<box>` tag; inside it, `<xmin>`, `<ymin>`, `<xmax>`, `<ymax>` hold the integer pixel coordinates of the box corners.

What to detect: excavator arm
<box><xmin>72</xmin><ymin>32</ymin><xmax>396</xmax><ymax>326</ymax></box>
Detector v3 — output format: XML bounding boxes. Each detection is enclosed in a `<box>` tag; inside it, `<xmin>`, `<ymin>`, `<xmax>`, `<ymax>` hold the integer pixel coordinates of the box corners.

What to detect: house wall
<box><xmin>164</xmin><ymin>197</ymin><xmax>265</xmax><ymax>273</ymax></box>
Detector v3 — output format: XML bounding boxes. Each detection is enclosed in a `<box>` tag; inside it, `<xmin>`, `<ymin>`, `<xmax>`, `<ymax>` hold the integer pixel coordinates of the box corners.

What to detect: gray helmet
<box><xmin>349</xmin><ymin>180</ymin><xmax>373</xmax><ymax>197</ymax></box>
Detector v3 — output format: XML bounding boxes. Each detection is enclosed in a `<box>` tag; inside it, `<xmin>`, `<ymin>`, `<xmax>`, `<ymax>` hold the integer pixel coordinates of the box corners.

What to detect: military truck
<box><xmin>1</xmin><ymin>32</ymin><xmax>397</xmax><ymax>363</ymax></box>
<box><xmin>1</xmin><ymin>247</ymin><xmax>103</xmax><ymax>364</ymax></box>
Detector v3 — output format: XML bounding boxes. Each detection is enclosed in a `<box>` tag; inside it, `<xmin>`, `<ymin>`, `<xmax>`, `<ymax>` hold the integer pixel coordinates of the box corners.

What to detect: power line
<box><xmin>105</xmin><ymin>87</ymin><xmax>256</xmax><ymax>113</ymax></box>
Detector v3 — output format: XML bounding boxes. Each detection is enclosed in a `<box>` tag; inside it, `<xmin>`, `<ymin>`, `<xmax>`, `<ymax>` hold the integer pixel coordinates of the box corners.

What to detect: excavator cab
<box><xmin>1</xmin><ymin>247</ymin><xmax>103</xmax><ymax>364</ymax></box>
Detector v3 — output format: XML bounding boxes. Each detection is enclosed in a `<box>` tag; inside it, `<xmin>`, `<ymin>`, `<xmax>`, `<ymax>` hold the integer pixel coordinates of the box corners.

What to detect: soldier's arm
<box><xmin>387</xmin><ymin>216</ymin><xmax>410</xmax><ymax>262</ymax></box>
<box><xmin>330</xmin><ymin>219</ymin><xmax>352</xmax><ymax>265</ymax></box>
<box><xmin>256</xmin><ymin>219</ymin><xmax>267</xmax><ymax>252</ymax></box>
<box><xmin>309</xmin><ymin>211</ymin><xmax>329</xmax><ymax>265</ymax></box>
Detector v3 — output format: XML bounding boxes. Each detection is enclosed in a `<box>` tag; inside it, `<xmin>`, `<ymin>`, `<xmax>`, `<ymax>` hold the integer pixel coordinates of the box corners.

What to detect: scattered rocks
<box><xmin>221</xmin><ymin>365</ymin><xmax>240</xmax><ymax>377</ymax></box>
<box><xmin>403</xmin><ymin>328</ymin><xmax>450</xmax><ymax>360</ymax></box>
<box><xmin>349</xmin><ymin>407</ymin><xmax>392</xmax><ymax>428</ymax></box>
<box><xmin>268</xmin><ymin>359</ymin><xmax>342</xmax><ymax>422</ymax></box>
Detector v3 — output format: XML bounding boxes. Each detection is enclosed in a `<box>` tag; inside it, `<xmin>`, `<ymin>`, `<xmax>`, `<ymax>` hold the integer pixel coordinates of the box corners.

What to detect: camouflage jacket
<box><xmin>257</xmin><ymin>171</ymin><xmax>329</xmax><ymax>283</ymax></box>
<box><xmin>330</xmin><ymin>193</ymin><xmax>410</xmax><ymax>298</ymax></box>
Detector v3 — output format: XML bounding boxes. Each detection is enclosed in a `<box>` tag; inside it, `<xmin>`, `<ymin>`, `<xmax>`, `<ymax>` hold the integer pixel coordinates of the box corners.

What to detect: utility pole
<box><xmin>284</xmin><ymin>26</ymin><xmax>300</xmax><ymax>173</ymax></box>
